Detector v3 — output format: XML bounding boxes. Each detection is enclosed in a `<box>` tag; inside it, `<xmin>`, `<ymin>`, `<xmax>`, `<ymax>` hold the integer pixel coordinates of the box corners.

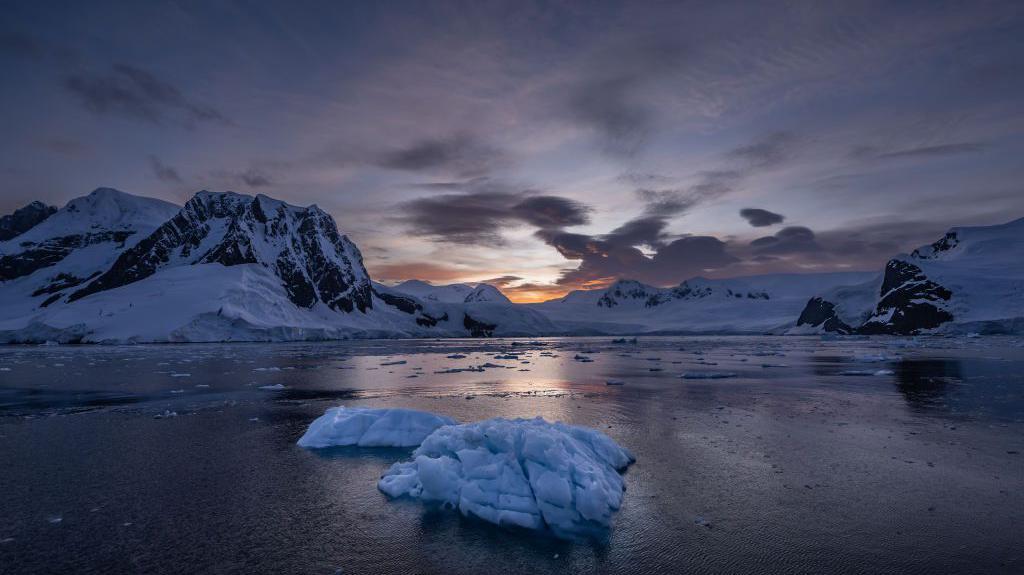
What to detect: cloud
<box><xmin>239</xmin><ymin>168</ymin><xmax>272</xmax><ymax>188</ymax></box>
<box><xmin>478</xmin><ymin>275</ymin><xmax>523</xmax><ymax>288</ymax></box>
<box><xmin>395</xmin><ymin>190</ymin><xmax>591</xmax><ymax>245</ymax></box>
<box><xmin>750</xmin><ymin>226</ymin><xmax>821</xmax><ymax>254</ymax></box>
<box><xmin>375</xmin><ymin>134</ymin><xmax>503</xmax><ymax>177</ymax></box>
<box><xmin>563</xmin><ymin>38</ymin><xmax>687</xmax><ymax>156</ymax></box>
<box><xmin>511</xmin><ymin>196</ymin><xmax>591</xmax><ymax>228</ymax></box>
<box><xmin>728</xmin><ymin>131</ymin><xmax>797</xmax><ymax>168</ymax></box>
<box><xmin>739</xmin><ymin>208</ymin><xmax>785</xmax><ymax>227</ymax></box>
<box><xmin>148</xmin><ymin>155</ymin><xmax>182</xmax><ymax>183</ymax></box>
<box><xmin>568</xmin><ymin>75</ymin><xmax>651</xmax><ymax>156</ymax></box>
<box><xmin>536</xmin><ymin>227</ymin><xmax>738</xmax><ymax>288</ymax></box>
<box><xmin>64</xmin><ymin>64</ymin><xmax>228</xmax><ymax>126</ymax></box>
<box><xmin>852</xmin><ymin>142</ymin><xmax>988</xmax><ymax>161</ymax></box>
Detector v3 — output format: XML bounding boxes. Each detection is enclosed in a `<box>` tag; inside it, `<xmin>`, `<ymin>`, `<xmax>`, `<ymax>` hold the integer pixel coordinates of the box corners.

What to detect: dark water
<box><xmin>1</xmin><ymin>336</ymin><xmax>1022</xmax><ymax>574</ymax></box>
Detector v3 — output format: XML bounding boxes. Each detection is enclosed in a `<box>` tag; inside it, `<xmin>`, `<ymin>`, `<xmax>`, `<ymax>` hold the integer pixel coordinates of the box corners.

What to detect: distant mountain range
<box><xmin>1</xmin><ymin>188</ymin><xmax>1021</xmax><ymax>342</ymax></box>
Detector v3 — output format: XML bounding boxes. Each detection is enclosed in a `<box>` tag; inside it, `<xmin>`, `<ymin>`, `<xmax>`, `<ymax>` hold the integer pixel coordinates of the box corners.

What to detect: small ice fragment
<box><xmin>680</xmin><ymin>372</ymin><xmax>737</xmax><ymax>379</ymax></box>
<box><xmin>259</xmin><ymin>384</ymin><xmax>287</xmax><ymax>390</ymax></box>
<box><xmin>381</xmin><ymin>360</ymin><xmax>407</xmax><ymax>366</ymax></box>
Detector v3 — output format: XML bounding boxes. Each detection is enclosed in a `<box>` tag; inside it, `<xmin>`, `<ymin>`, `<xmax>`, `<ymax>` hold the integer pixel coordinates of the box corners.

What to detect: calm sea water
<box><xmin>1</xmin><ymin>336</ymin><xmax>1022</xmax><ymax>574</ymax></box>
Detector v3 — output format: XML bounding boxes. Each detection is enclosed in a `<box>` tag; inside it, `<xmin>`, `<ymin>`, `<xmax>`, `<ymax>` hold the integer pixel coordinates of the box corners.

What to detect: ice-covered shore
<box><xmin>378</xmin><ymin>417</ymin><xmax>635</xmax><ymax>538</ymax></box>
<box><xmin>296</xmin><ymin>407</ymin><xmax>456</xmax><ymax>448</ymax></box>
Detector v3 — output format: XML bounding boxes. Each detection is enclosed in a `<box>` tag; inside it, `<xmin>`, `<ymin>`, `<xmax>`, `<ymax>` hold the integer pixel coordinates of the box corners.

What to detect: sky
<box><xmin>2</xmin><ymin>1</ymin><xmax>1024</xmax><ymax>302</ymax></box>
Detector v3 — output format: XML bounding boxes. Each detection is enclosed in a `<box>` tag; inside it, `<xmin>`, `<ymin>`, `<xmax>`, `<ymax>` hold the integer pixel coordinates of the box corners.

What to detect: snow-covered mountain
<box><xmin>0</xmin><ymin>201</ymin><xmax>57</xmax><ymax>241</ymax></box>
<box><xmin>794</xmin><ymin>217</ymin><xmax>1024</xmax><ymax>335</ymax></box>
<box><xmin>0</xmin><ymin>189</ymin><xmax>554</xmax><ymax>343</ymax></box>
<box><xmin>531</xmin><ymin>273</ymin><xmax>875</xmax><ymax>334</ymax></box>
<box><xmin>389</xmin><ymin>280</ymin><xmax>511</xmax><ymax>304</ymax></box>
<box><xmin>0</xmin><ymin>188</ymin><xmax>179</xmax><ymax>316</ymax></box>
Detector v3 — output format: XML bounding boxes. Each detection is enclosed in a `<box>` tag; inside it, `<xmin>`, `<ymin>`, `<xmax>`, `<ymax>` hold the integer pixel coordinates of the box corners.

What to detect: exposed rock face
<box><xmin>858</xmin><ymin>260</ymin><xmax>953</xmax><ymax>334</ymax></box>
<box><xmin>0</xmin><ymin>231</ymin><xmax>132</xmax><ymax>281</ymax></box>
<box><xmin>69</xmin><ymin>192</ymin><xmax>373</xmax><ymax>312</ymax></box>
<box><xmin>795</xmin><ymin>217</ymin><xmax>1024</xmax><ymax>335</ymax></box>
<box><xmin>0</xmin><ymin>201</ymin><xmax>57</xmax><ymax>241</ymax></box>
<box><xmin>0</xmin><ymin>188</ymin><xmax>179</xmax><ymax>308</ymax></box>
<box><xmin>463</xmin><ymin>313</ymin><xmax>497</xmax><ymax>337</ymax></box>
<box><xmin>594</xmin><ymin>279</ymin><xmax>770</xmax><ymax>309</ymax></box>
<box><xmin>796</xmin><ymin>297</ymin><xmax>854</xmax><ymax>334</ymax></box>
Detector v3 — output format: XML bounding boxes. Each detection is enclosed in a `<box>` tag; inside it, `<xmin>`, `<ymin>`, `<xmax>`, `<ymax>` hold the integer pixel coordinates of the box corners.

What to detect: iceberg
<box><xmin>297</xmin><ymin>406</ymin><xmax>456</xmax><ymax>448</ymax></box>
<box><xmin>378</xmin><ymin>417</ymin><xmax>635</xmax><ymax>539</ymax></box>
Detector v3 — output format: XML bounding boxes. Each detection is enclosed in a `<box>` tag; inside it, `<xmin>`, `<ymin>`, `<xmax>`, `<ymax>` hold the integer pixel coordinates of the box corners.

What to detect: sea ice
<box><xmin>680</xmin><ymin>372</ymin><xmax>737</xmax><ymax>379</ymax></box>
<box><xmin>297</xmin><ymin>406</ymin><xmax>456</xmax><ymax>448</ymax></box>
<box><xmin>378</xmin><ymin>416</ymin><xmax>634</xmax><ymax>539</ymax></box>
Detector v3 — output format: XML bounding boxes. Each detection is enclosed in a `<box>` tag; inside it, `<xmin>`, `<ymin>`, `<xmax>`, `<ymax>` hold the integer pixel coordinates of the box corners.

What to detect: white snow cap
<box><xmin>378</xmin><ymin>417</ymin><xmax>635</xmax><ymax>539</ymax></box>
<box><xmin>297</xmin><ymin>406</ymin><xmax>456</xmax><ymax>448</ymax></box>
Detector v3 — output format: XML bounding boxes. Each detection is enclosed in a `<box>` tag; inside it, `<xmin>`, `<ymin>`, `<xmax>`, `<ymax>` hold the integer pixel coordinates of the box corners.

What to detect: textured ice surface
<box><xmin>378</xmin><ymin>417</ymin><xmax>634</xmax><ymax>539</ymax></box>
<box><xmin>297</xmin><ymin>407</ymin><xmax>456</xmax><ymax>448</ymax></box>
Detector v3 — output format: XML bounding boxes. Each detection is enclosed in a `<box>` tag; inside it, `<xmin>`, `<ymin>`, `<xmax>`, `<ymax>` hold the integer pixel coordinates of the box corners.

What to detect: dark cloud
<box><xmin>538</xmin><ymin>227</ymin><xmax>738</xmax><ymax>287</ymax></box>
<box><xmin>565</xmin><ymin>39</ymin><xmax>687</xmax><ymax>156</ymax></box>
<box><xmin>148</xmin><ymin>155</ymin><xmax>182</xmax><ymax>183</ymax></box>
<box><xmin>479</xmin><ymin>275</ymin><xmax>523</xmax><ymax>288</ymax></box>
<box><xmin>750</xmin><ymin>226</ymin><xmax>821</xmax><ymax>254</ymax></box>
<box><xmin>64</xmin><ymin>64</ymin><xmax>228</xmax><ymax>126</ymax></box>
<box><xmin>616</xmin><ymin>172</ymin><xmax>675</xmax><ymax>186</ymax></box>
<box><xmin>512</xmin><ymin>196</ymin><xmax>591</xmax><ymax>228</ymax></box>
<box><xmin>604</xmin><ymin>216</ymin><xmax>671</xmax><ymax>249</ymax></box>
<box><xmin>728</xmin><ymin>131</ymin><xmax>797</xmax><ymax>168</ymax></box>
<box><xmin>568</xmin><ymin>75</ymin><xmax>651</xmax><ymax>156</ymax></box>
<box><xmin>375</xmin><ymin>134</ymin><xmax>503</xmax><ymax>178</ymax></box>
<box><xmin>395</xmin><ymin>190</ymin><xmax>591</xmax><ymax>245</ymax></box>
<box><xmin>852</xmin><ymin>142</ymin><xmax>988</xmax><ymax>161</ymax></box>
<box><xmin>239</xmin><ymin>168</ymin><xmax>272</xmax><ymax>188</ymax></box>
<box><xmin>739</xmin><ymin>208</ymin><xmax>785</xmax><ymax>227</ymax></box>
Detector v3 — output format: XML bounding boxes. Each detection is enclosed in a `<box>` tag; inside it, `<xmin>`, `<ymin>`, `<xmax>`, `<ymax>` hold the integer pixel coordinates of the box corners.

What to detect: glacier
<box><xmin>377</xmin><ymin>417</ymin><xmax>635</xmax><ymax>539</ymax></box>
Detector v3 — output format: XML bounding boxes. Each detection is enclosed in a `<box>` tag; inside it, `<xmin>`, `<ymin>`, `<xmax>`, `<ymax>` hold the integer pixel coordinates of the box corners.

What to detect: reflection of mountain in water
<box><xmin>893</xmin><ymin>359</ymin><xmax>963</xmax><ymax>411</ymax></box>
<box><xmin>893</xmin><ymin>358</ymin><xmax>1024</xmax><ymax>421</ymax></box>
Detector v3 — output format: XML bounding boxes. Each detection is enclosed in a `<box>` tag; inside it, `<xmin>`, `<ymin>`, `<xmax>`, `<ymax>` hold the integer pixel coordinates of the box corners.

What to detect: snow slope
<box><xmin>378</xmin><ymin>417</ymin><xmax>634</xmax><ymax>539</ymax></box>
<box><xmin>531</xmin><ymin>273</ymin><xmax>875</xmax><ymax>334</ymax></box>
<box><xmin>390</xmin><ymin>280</ymin><xmax>511</xmax><ymax>304</ymax></box>
<box><xmin>794</xmin><ymin>217</ymin><xmax>1024</xmax><ymax>334</ymax></box>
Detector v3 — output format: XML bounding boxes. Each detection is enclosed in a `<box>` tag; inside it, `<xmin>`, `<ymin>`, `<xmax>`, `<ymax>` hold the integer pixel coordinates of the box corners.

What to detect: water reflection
<box><xmin>893</xmin><ymin>359</ymin><xmax>963</xmax><ymax>411</ymax></box>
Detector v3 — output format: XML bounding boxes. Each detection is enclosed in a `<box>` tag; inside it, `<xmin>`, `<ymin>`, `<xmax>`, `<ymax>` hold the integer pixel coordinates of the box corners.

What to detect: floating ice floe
<box><xmin>839</xmin><ymin>369</ymin><xmax>893</xmax><ymax>376</ymax></box>
<box><xmin>378</xmin><ymin>416</ymin><xmax>634</xmax><ymax>539</ymax></box>
<box><xmin>297</xmin><ymin>406</ymin><xmax>456</xmax><ymax>448</ymax></box>
<box><xmin>680</xmin><ymin>371</ymin><xmax>738</xmax><ymax>379</ymax></box>
<box><xmin>259</xmin><ymin>384</ymin><xmax>287</xmax><ymax>390</ymax></box>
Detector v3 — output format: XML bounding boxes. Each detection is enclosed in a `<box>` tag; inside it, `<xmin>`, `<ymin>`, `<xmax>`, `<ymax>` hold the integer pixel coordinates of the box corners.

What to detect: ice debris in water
<box><xmin>378</xmin><ymin>416</ymin><xmax>635</xmax><ymax>539</ymax></box>
<box><xmin>680</xmin><ymin>371</ymin><xmax>737</xmax><ymax>379</ymax></box>
<box><xmin>297</xmin><ymin>407</ymin><xmax>456</xmax><ymax>448</ymax></box>
<box><xmin>840</xmin><ymin>369</ymin><xmax>894</xmax><ymax>376</ymax></box>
